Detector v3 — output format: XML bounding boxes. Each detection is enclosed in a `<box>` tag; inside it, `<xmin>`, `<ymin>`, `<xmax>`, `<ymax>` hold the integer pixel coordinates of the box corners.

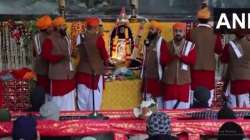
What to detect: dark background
<box><xmin>0</xmin><ymin>0</ymin><xmax>250</xmax><ymax>20</ymax></box>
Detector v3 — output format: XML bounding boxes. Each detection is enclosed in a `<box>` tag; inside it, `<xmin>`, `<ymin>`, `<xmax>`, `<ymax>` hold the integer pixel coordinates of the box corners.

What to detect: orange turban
<box><xmin>23</xmin><ymin>71</ymin><xmax>37</xmax><ymax>81</ymax></box>
<box><xmin>173</xmin><ymin>22</ymin><xmax>186</xmax><ymax>31</ymax></box>
<box><xmin>36</xmin><ymin>15</ymin><xmax>52</xmax><ymax>30</ymax></box>
<box><xmin>149</xmin><ymin>20</ymin><xmax>163</xmax><ymax>31</ymax></box>
<box><xmin>53</xmin><ymin>16</ymin><xmax>66</xmax><ymax>27</ymax></box>
<box><xmin>85</xmin><ymin>17</ymin><xmax>100</xmax><ymax>27</ymax></box>
<box><xmin>197</xmin><ymin>7</ymin><xmax>211</xmax><ymax>19</ymax></box>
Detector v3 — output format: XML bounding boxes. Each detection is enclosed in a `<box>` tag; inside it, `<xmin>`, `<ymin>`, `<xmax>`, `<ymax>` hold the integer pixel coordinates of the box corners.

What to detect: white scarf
<box><xmin>197</xmin><ymin>23</ymin><xmax>212</xmax><ymax>28</ymax></box>
<box><xmin>65</xmin><ymin>35</ymin><xmax>74</xmax><ymax>71</ymax></box>
<box><xmin>181</xmin><ymin>41</ymin><xmax>194</xmax><ymax>71</ymax></box>
<box><xmin>229</xmin><ymin>40</ymin><xmax>243</xmax><ymax>59</ymax></box>
<box><xmin>173</xmin><ymin>40</ymin><xmax>194</xmax><ymax>71</ymax></box>
<box><xmin>34</xmin><ymin>33</ymin><xmax>42</xmax><ymax>55</ymax></box>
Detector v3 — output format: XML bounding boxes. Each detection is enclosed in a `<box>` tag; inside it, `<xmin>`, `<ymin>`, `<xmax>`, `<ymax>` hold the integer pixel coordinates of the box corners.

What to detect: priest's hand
<box><xmin>108</xmin><ymin>58</ymin><xmax>115</xmax><ymax>65</ymax></box>
<box><xmin>105</xmin><ymin>58</ymin><xmax>115</xmax><ymax>67</ymax></box>
<box><xmin>174</xmin><ymin>48</ymin><xmax>181</xmax><ymax>57</ymax></box>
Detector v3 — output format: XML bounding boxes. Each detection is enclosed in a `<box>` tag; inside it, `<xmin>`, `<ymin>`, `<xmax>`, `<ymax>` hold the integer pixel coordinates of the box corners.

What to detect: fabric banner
<box><xmin>2</xmin><ymin>109</ymin><xmax>250</xmax><ymax>140</ymax></box>
<box><xmin>1</xmin><ymin>118</ymin><xmax>250</xmax><ymax>140</ymax></box>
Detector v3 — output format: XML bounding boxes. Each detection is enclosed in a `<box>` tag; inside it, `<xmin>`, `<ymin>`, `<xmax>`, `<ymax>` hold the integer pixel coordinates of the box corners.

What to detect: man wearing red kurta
<box><xmin>189</xmin><ymin>6</ymin><xmax>223</xmax><ymax>107</ymax></box>
<box><xmin>221</xmin><ymin>32</ymin><xmax>250</xmax><ymax>108</ymax></box>
<box><xmin>76</xmin><ymin>17</ymin><xmax>109</xmax><ymax>111</ymax></box>
<box><xmin>42</xmin><ymin>17</ymin><xmax>76</xmax><ymax>111</ymax></box>
<box><xmin>141</xmin><ymin>20</ymin><xmax>170</xmax><ymax>109</ymax></box>
<box><xmin>33</xmin><ymin>15</ymin><xmax>52</xmax><ymax>102</ymax></box>
<box><xmin>163</xmin><ymin>23</ymin><xmax>196</xmax><ymax>109</ymax></box>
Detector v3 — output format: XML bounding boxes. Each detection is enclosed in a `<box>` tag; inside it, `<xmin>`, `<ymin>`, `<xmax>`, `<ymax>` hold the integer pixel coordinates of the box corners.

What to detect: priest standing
<box><xmin>76</xmin><ymin>17</ymin><xmax>110</xmax><ymax>111</ymax></box>
<box><xmin>189</xmin><ymin>5</ymin><xmax>223</xmax><ymax>107</ymax></box>
<box><xmin>141</xmin><ymin>20</ymin><xmax>170</xmax><ymax>109</ymax></box>
<box><xmin>221</xmin><ymin>31</ymin><xmax>250</xmax><ymax>108</ymax></box>
<box><xmin>33</xmin><ymin>15</ymin><xmax>53</xmax><ymax>101</ymax></box>
<box><xmin>42</xmin><ymin>17</ymin><xmax>76</xmax><ymax>111</ymax></box>
<box><xmin>163</xmin><ymin>23</ymin><xmax>196</xmax><ymax>109</ymax></box>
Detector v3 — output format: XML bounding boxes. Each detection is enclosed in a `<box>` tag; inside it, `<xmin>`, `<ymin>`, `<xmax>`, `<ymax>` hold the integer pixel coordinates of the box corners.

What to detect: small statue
<box><xmin>110</xmin><ymin>7</ymin><xmax>134</xmax><ymax>63</ymax></box>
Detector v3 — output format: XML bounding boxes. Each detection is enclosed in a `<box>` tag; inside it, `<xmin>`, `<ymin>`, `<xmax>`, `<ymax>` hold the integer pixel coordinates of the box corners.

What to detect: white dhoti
<box><xmin>164</xmin><ymin>86</ymin><xmax>191</xmax><ymax>110</ymax></box>
<box><xmin>45</xmin><ymin>93</ymin><xmax>52</xmax><ymax>102</ymax></box>
<box><xmin>145</xmin><ymin>93</ymin><xmax>163</xmax><ymax>110</ymax></box>
<box><xmin>227</xmin><ymin>93</ymin><xmax>250</xmax><ymax>108</ymax></box>
<box><xmin>77</xmin><ymin>76</ymin><xmax>103</xmax><ymax>111</ymax></box>
<box><xmin>225</xmin><ymin>82</ymin><xmax>250</xmax><ymax>108</ymax></box>
<box><xmin>50</xmin><ymin>89</ymin><xmax>76</xmax><ymax>111</ymax></box>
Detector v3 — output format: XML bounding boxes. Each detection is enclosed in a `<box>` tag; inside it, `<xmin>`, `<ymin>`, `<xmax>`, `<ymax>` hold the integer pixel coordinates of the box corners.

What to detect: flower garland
<box><xmin>70</xmin><ymin>21</ymin><xmax>84</xmax><ymax>48</ymax></box>
<box><xmin>0</xmin><ymin>20</ymin><xmax>35</xmax><ymax>71</ymax></box>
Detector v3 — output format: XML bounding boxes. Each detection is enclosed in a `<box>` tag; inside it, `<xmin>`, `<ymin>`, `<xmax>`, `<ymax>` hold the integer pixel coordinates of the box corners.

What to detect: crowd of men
<box><xmin>141</xmin><ymin>5</ymin><xmax>250</xmax><ymax>109</ymax></box>
<box><xmin>34</xmin><ymin>16</ymin><xmax>110</xmax><ymax>111</ymax></box>
<box><xmin>33</xmin><ymin>4</ymin><xmax>250</xmax><ymax>111</ymax></box>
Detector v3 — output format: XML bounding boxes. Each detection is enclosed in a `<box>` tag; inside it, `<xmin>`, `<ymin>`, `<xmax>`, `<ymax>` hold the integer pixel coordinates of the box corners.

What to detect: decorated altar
<box><xmin>0</xmin><ymin>12</ymin><xmax>181</xmax><ymax>110</ymax></box>
<box><xmin>0</xmin><ymin>1</ymin><xmax>248</xmax><ymax>140</ymax></box>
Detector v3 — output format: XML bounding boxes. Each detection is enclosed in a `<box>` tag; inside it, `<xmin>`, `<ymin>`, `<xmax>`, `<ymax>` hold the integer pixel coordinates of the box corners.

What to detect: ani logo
<box><xmin>214</xmin><ymin>8</ymin><xmax>250</xmax><ymax>33</ymax></box>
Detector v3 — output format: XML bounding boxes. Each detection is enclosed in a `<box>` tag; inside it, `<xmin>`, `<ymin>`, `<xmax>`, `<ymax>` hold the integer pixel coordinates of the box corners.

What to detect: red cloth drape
<box><xmin>0</xmin><ymin>81</ymin><xmax>3</xmax><ymax>107</ymax></box>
